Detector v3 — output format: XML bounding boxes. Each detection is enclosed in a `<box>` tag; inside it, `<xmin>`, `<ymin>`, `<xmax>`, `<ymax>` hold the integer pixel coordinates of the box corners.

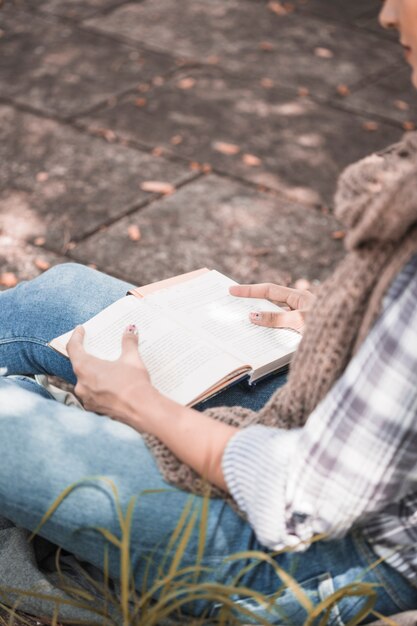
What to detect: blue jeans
<box><xmin>0</xmin><ymin>263</ymin><xmax>416</xmax><ymax>624</ymax></box>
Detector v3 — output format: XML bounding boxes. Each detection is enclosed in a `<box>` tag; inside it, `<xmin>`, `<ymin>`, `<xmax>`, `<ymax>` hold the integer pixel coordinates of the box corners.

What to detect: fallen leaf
<box><xmin>152</xmin><ymin>146</ymin><xmax>164</xmax><ymax>157</ymax></box>
<box><xmin>259</xmin><ymin>41</ymin><xmax>274</xmax><ymax>51</ymax></box>
<box><xmin>403</xmin><ymin>121</ymin><xmax>416</xmax><ymax>131</ymax></box>
<box><xmin>213</xmin><ymin>141</ymin><xmax>240</xmax><ymax>155</ymax></box>
<box><xmin>0</xmin><ymin>272</ymin><xmax>18</xmax><ymax>288</ymax></box>
<box><xmin>337</xmin><ymin>84</ymin><xmax>350</xmax><ymax>96</ymax></box>
<box><xmin>260</xmin><ymin>77</ymin><xmax>274</xmax><ymax>89</ymax></box>
<box><xmin>298</xmin><ymin>86</ymin><xmax>310</xmax><ymax>97</ymax></box>
<box><xmin>140</xmin><ymin>181</ymin><xmax>175</xmax><ymax>195</ymax></box>
<box><xmin>201</xmin><ymin>163</ymin><xmax>212</xmax><ymax>173</ymax></box>
<box><xmin>331</xmin><ymin>230</ymin><xmax>346</xmax><ymax>240</ymax></box>
<box><xmin>88</xmin><ymin>263</ymin><xmax>97</xmax><ymax>269</ymax></box>
<box><xmin>177</xmin><ymin>77</ymin><xmax>196</xmax><ymax>90</ymax></box>
<box><xmin>170</xmin><ymin>135</ymin><xmax>183</xmax><ymax>145</ymax></box>
<box><xmin>249</xmin><ymin>247</ymin><xmax>272</xmax><ymax>257</ymax></box>
<box><xmin>36</xmin><ymin>172</ymin><xmax>49</xmax><ymax>183</ymax></box>
<box><xmin>242</xmin><ymin>153</ymin><xmax>262</xmax><ymax>167</ymax></box>
<box><xmin>189</xmin><ymin>161</ymin><xmax>201</xmax><ymax>171</ymax></box>
<box><xmin>34</xmin><ymin>236</ymin><xmax>46</xmax><ymax>246</ymax></box>
<box><xmin>35</xmin><ymin>258</ymin><xmax>50</xmax><ymax>271</ymax></box>
<box><xmin>92</xmin><ymin>127</ymin><xmax>117</xmax><ymax>142</ymax></box>
<box><xmin>134</xmin><ymin>97</ymin><xmax>147</xmax><ymax>107</ymax></box>
<box><xmin>362</xmin><ymin>121</ymin><xmax>379</xmax><ymax>132</ymax></box>
<box><xmin>314</xmin><ymin>47</ymin><xmax>334</xmax><ymax>59</ymax></box>
<box><xmin>127</xmin><ymin>224</ymin><xmax>141</xmax><ymax>241</ymax></box>
<box><xmin>394</xmin><ymin>99</ymin><xmax>409</xmax><ymax>111</ymax></box>
<box><xmin>268</xmin><ymin>0</ymin><xmax>288</xmax><ymax>15</ymax></box>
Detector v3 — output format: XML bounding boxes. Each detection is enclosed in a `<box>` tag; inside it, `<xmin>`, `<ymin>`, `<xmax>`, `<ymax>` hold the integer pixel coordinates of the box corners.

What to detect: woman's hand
<box><xmin>66</xmin><ymin>324</ymin><xmax>162</xmax><ymax>428</ymax></box>
<box><xmin>67</xmin><ymin>324</ymin><xmax>236</xmax><ymax>492</ymax></box>
<box><xmin>229</xmin><ymin>282</ymin><xmax>315</xmax><ymax>333</ymax></box>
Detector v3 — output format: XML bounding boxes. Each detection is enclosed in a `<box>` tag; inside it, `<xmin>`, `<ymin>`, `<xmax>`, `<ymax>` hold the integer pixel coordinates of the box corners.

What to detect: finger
<box><xmin>230</xmin><ymin>283</ymin><xmax>303</xmax><ymax>309</ymax></box>
<box><xmin>66</xmin><ymin>326</ymin><xmax>86</xmax><ymax>361</ymax></box>
<box><xmin>249</xmin><ymin>309</ymin><xmax>306</xmax><ymax>332</ymax></box>
<box><xmin>120</xmin><ymin>324</ymin><xmax>142</xmax><ymax>365</ymax></box>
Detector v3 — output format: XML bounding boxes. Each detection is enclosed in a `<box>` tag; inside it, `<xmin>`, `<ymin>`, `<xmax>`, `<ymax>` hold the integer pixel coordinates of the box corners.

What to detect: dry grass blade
<box><xmin>370</xmin><ymin>610</ymin><xmax>401</xmax><ymax>626</ymax></box>
<box><xmin>225</xmin><ymin>549</ymin><xmax>313</xmax><ymax>613</ymax></box>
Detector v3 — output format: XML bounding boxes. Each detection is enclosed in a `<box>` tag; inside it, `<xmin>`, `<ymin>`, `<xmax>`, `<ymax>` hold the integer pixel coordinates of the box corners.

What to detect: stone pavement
<box><xmin>1</xmin><ymin>0</ymin><xmax>416</xmax><ymax>290</ymax></box>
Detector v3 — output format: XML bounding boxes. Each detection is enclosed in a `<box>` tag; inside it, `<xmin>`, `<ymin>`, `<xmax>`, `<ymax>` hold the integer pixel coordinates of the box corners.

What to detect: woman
<box><xmin>1</xmin><ymin>0</ymin><xmax>417</xmax><ymax>623</ymax></box>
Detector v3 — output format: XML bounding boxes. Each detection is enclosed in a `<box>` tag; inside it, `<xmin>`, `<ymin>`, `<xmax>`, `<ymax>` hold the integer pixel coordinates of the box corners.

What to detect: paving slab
<box><xmin>83</xmin><ymin>0</ymin><xmax>401</xmax><ymax>97</ymax></box>
<box><xmin>70</xmin><ymin>175</ymin><xmax>346</xmax><ymax>287</ymax></box>
<box><xmin>19</xmin><ymin>0</ymin><xmax>134</xmax><ymax>20</ymax></box>
<box><xmin>340</xmin><ymin>64</ymin><xmax>417</xmax><ymax>126</ymax></box>
<box><xmin>81</xmin><ymin>68</ymin><xmax>403</xmax><ymax>207</ymax></box>
<box><xmin>0</xmin><ymin>7</ymin><xmax>175</xmax><ymax>118</ymax></box>
<box><xmin>291</xmin><ymin>0</ymin><xmax>380</xmax><ymax>23</ymax></box>
<box><xmin>0</xmin><ymin>105</ymin><xmax>193</xmax><ymax>251</ymax></box>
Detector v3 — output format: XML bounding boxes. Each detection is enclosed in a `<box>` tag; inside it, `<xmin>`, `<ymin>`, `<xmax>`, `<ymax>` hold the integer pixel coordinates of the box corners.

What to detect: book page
<box><xmin>53</xmin><ymin>296</ymin><xmax>246</xmax><ymax>406</ymax></box>
<box><xmin>146</xmin><ymin>271</ymin><xmax>301</xmax><ymax>371</ymax></box>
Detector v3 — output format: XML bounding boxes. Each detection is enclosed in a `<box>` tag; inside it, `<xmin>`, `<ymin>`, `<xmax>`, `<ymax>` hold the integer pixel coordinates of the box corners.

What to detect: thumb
<box><xmin>120</xmin><ymin>324</ymin><xmax>141</xmax><ymax>364</ymax></box>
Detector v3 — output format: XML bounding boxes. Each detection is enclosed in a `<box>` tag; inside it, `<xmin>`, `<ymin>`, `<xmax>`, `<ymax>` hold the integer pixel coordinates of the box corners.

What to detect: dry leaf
<box><xmin>140</xmin><ymin>181</ymin><xmax>175</xmax><ymax>195</ymax></box>
<box><xmin>35</xmin><ymin>258</ymin><xmax>50</xmax><ymax>271</ymax></box>
<box><xmin>331</xmin><ymin>230</ymin><xmax>346</xmax><ymax>240</ymax></box>
<box><xmin>298</xmin><ymin>86</ymin><xmax>310</xmax><ymax>97</ymax></box>
<box><xmin>201</xmin><ymin>163</ymin><xmax>212</xmax><ymax>173</ymax></box>
<box><xmin>213</xmin><ymin>141</ymin><xmax>240</xmax><ymax>155</ymax></box>
<box><xmin>260</xmin><ymin>77</ymin><xmax>274</xmax><ymax>89</ymax></box>
<box><xmin>177</xmin><ymin>77</ymin><xmax>196</xmax><ymax>90</ymax></box>
<box><xmin>268</xmin><ymin>1</ymin><xmax>288</xmax><ymax>15</ymax></box>
<box><xmin>34</xmin><ymin>236</ymin><xmax>46</xmax><ymax>246</ymax></box>
<box><xmin>242</xmin><ymin>153</ymin><xmax>262</xmax><ymax>167</ymax></box>
<box><xmin>394</xmin><ymin>99</ymin><xmax>409</xmax><ymax>111</ymax></box>
<box><xmin>152</xmin><ymin>146</ymin><xmax>165</xmax><ymax>157</ymax></box>
<box><xmin>314</xmin><ymin>47</ymin><xmax>334</xmax><ymax>59</ymax></box>
<box><xmin>134</xmin><ymin>97</ymin><xmax>147</xmax><ymax>107</ymax></box>
<box><xmin>403</xmin><ymin>121</ymin><xmax>416</xmax><ymax>131</ymax></box>
<box><xmin>127</xmin><ymin>224</ymin><xmax>141</xmax><ymax>241</ymax></box>
<box><xmin>0</xmin><ymin>272</ymin><xmax>18</xmax><ymax>288</ymax></box>
<box><xmin>337</xmin><ymin>84</ymin><xmax>350</xmax><ymax>96</ymax></box>
<box><xmin>259</xmin><ymin>41</ymin><xmax>274</xmax><ymax>51</ymax></box>
<box><xmin>93</xmin><ymin>127</ymin><xmax>117</xmax><ymax>142</ymax></box>
<box><xmin>36</xmin><ymin>172</ymin><xmax>49</xmax><ymax>183</ymax></box>
<box><xmin>189</xmin><ymin>161</ymin><xmax>201</xmax><ymax>171</ymax></box>
<box><xmin>362</xmin><ymin>121</ymin><xmax>379</xmax><ymax>132</ymax></box>
<box><xmin>250</xmin><ymin>247</ymin><xmax>271</xmax><ymax>257</ymax></box>
<box><xmin>88</xmin><ymin>263</ymin><xmax>97</xmax><ymax>269</ymax></box>
<box><xmin>170</xmin><ymin>135</ymin><xmax>183</xmax><ymax>145</ymax></box>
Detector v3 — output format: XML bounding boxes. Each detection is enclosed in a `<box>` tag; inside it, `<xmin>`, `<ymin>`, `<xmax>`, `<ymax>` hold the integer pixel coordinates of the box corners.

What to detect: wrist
<box><xmin>123</xmin><ymin>382</ymin><xmax>182</xmax><ymax>436</ymax></box>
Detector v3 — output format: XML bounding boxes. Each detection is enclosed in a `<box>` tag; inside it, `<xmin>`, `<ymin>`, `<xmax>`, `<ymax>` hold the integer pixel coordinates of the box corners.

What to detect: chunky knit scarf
<box><xmin>144</xmin><ymin>132</ymin><xmax>417</xmax><ymax>498</ymax></box>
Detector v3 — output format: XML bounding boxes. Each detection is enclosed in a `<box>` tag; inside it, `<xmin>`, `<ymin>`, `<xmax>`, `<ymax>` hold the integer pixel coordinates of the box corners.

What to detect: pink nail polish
<box><xmin>250</xmin><ymin>311</ymin><xmax>261</xmax><ymax>321</ymax></box>
<box><xmin>126</xmin><ymin>324</ymin><xmax>137</xmax><ymax>334</ymax></box>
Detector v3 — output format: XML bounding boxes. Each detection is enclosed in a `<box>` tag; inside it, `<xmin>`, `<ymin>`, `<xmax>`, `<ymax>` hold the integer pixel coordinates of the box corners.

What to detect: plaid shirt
<box><xmin>223</xmin><ymin>254</ymin><xmax>417</xmax><ymax>582</ymax></box>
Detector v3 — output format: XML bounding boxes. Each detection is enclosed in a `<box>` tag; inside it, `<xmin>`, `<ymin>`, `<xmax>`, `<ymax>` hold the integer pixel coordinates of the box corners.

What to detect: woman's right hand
<box><xmin>229</xmin><ymin>283</ymin><xmax>315</xmax><ymax>334</ymax></box>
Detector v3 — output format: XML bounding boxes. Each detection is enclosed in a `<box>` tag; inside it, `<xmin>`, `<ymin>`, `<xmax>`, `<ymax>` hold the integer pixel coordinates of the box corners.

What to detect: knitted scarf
<box><xmin>144</xmin><ymin>132</ymin><xmax>417</xmax><ymax>498</ymax></box>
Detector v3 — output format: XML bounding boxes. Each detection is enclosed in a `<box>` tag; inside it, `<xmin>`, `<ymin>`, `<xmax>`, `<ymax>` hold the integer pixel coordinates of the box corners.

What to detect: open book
<box><xmin>50</xmin><ymin>268</ymin><xmax>300</xmax><ymax>407</ymax></box>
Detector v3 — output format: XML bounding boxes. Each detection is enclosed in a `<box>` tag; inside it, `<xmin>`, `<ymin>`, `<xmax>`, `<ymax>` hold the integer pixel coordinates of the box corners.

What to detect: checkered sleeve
<box><xmin>222</xmin><ymin>259</ymin><xmax>417</xmax><ymax>550</ymax></box>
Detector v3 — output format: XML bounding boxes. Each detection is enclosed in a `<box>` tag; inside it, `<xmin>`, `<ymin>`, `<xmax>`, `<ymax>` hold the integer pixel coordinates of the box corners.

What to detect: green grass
<box><xmin>0</xmin><ymin>479</ymin><xmax>398</xmax><ymax>626</ymax></box>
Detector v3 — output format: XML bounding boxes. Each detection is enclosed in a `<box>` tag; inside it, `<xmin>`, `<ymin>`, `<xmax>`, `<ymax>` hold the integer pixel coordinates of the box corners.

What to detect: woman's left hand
<box><xmin>66</xmin><ymin>324</ymin><xmax>160</xmax><ymax>427</ymax></box>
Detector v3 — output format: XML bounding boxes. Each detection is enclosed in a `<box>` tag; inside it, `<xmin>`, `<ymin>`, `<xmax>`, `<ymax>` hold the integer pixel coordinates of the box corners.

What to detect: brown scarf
<box><xmin>144</xmin><ymin>132</ymin><xmax>417</xmax><ymax>498</ymax></box>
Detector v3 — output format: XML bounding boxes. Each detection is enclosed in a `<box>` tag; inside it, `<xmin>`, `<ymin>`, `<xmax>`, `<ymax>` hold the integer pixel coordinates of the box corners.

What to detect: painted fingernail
<box><xmin>126</xmin><ymin>324</ymin><xmax>138</xmax><ymax>334</ymax></box>
<box><xmin>250</xmin><ymin>311</ymin><xmax>262</xmax><ymax>321</ymax></box>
